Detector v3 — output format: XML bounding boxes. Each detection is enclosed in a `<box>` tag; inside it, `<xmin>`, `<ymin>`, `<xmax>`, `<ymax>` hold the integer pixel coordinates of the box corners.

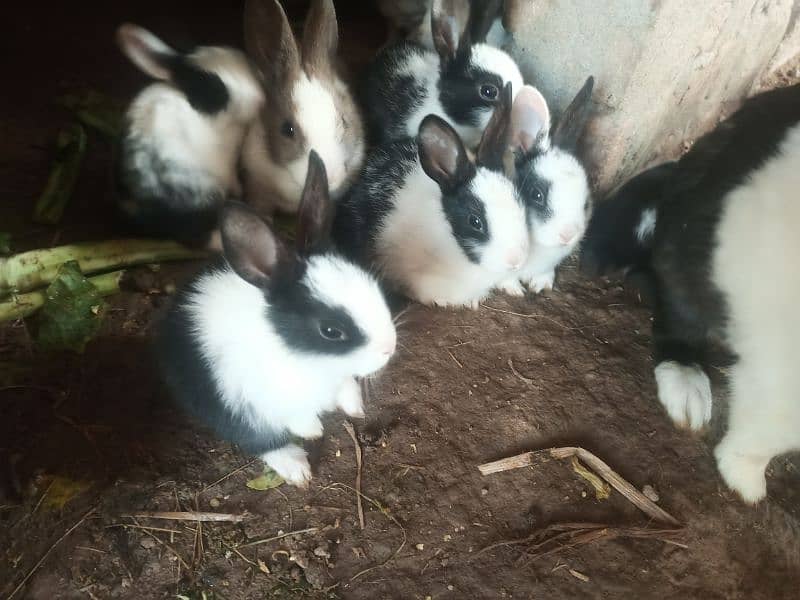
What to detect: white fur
<box><xmin>400</xmin><ymin>45</ymin><xmax>523</xmax><ymax>149</ymax></box>
<box><xmin>514</xmin><ymin>148</ymin><xmax>591</xmax><ymax>292</ymax></box>
<box><xmin>186</xmin><ymin>255</ymin><xmax>395</xmax><ymax>482</ymax></box>
<box><xmin>242</xmin><ymin>75</ymin><xmax>364</xmax><ymax>214</ymax></box>
<box><xmin>261</xmin><ymin>444</ymin><xmax>312</xmax><ymax>487</ymax></box>
<box><xmin>376</xmin><ymin>165</ymin><xmax>528</xmax><ymax>307</ymax></box>
<box><xmin>654</xmin><ymin>361</ymin><xmax>713</xmax><ymax>430</ymax></box>
<box><xmin>125</xmin><ymin>47</ymin><xmax>262</xmax><ymax>201</ymax></box>
<box><xmin>636</xmin><ymin>207</ymin><xmax>657</xmax><ymax>242</ymax></box>
<box><xmin>710</xmin><ymin>123</ymin><xmax>800</xmax><ymax>503</ymax></box>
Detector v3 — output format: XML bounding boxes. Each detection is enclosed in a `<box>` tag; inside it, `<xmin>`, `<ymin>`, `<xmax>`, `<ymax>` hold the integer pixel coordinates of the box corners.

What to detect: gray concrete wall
<box><xmin>502</xmin><ymin>0</ymin><xmax>799</xmax><ymax>195</ymax></box>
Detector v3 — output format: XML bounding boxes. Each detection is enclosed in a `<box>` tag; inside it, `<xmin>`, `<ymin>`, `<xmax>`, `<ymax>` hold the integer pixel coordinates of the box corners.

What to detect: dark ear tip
<box><xmin>583</xmin><ymin>76</ymin><xmax>595</xmax><ymax>95</ymax></box>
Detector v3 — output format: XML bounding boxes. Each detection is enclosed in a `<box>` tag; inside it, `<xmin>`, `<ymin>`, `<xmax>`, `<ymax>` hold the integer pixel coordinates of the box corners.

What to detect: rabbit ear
<box><xmin>477</xmin><ymin>82</ymin><xmax>513</xmax><ymax>172</ymax></box>
<box><xmin>221</xmin><ymin>201</ymin><xmax>284</xmax><ymax>288</ymax></box>
<box><xmin>302</xmin><ymin>0</ymin><xmax>338</xmax><ymax>76</ymax></box>
<box><xmin>244</xmin><ymin>0</ymin><xmax>302</xmax><ymax>89</ymax></box>
<box><xmin>509</xmin><ymin>84</ymin><xmax>551</xmax><ymax>154</ymax></box>
<box><xmin>418</xmin><ymin>115</ymin><xmax>473</xmax><ymax>192</ymax></box>
<box><xmin>295</xmin><ymin>151</ymin><xmax>333</xmax><ymax>255</ymax></box>
<box><xmin>552</xmin><ymin>76</ymin><xmax>595</xmax><ymax>153</ymax></box>
<box><xmin>116</xmin><ymin>24</ymin><xmax>176</xmax><ymax>81</ymax></box>
<box><xmin>469</xmin><ymin>0</ymin><xmax>504</xmax><ymax>43</ymax></box>
<box><xmin>431</xmin><ymin>0</ymin><xmax>469</xmax><ymax>63</ymax></box>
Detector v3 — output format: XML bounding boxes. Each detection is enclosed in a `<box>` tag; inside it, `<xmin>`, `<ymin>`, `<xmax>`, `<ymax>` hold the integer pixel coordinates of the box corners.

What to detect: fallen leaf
<box><xmin>571</xmin><ymin>456</ymin><xmax>611</xmax><ymax>501</ymax></box>
<box><xmin>257</xmin><ymin>559</ymin><xmax>270</xmax><ymax>574</ymax></box>
<box><xmin>0</xmin><ymin>232</ymin><xmax>11</xmax><ymax>255</ymax></box>
<box><xmin>41</xmin><ymin>475</ymin><xmax>91</xmax><ymax>510</ymax></box>
<box><xmin>32</xmin><ymin>260</ymin><xmax>106</xmax><ymax>353</ymax></box>
<box><xmin>246</xmin><ymin>469</ymin><xmax>285</xmax><ymax>491</ymax></box>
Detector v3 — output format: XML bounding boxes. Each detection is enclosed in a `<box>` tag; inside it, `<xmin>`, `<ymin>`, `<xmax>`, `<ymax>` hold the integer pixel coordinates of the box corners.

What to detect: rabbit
<box><xmin>361</xmin><ymin>0</ymin><xmax>523</xmax><ymax>149</ymax></box>
<box><xmin>377</xmin><ymin>0</ymin><xmax>508</xmax><ymax>50</ymax></box>
<box><xmin>240</xmin><ymin>0</ymin><xmax>365</xmax><ymax>216</ymax></box>
<box><xmin>580</xmin><ymin>82</ymin><xmax>800</xmax><ymax>504</ymax></box>
<box><xmin>496</xmin><ymin>77</ymin><xmax>595</xmax><ymax>296</ymax></box>
<box><xmin>157</xmin><ymin>151</ymin><xmax>397</xmax><ymax>487</ymax></box>
<box><xmin>115</xmin><ymin>24</ymin><xmax>263</xmax><ymax>248</ymax></box>
<box><xmin>334</xmin><ymin>82</ymin><xmax>529</xmax><ymax>309</ymax></box>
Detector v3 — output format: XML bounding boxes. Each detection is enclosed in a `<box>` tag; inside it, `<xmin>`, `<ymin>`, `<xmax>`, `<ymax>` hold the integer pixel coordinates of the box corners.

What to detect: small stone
<box><xmin>581</xmin><ymin>491</ymin><xmax>587</xmax><ymax>498</ymax></box>
<box><xmin>415</xmin><ymin>543</ymin><xmax>425</xmax><ymax>551</ymax></box>
<box><xmin>209</xmin><ymin>498</ymin><xmax>221</xmax><ymax>508</ymax></box>
<box><xmin>480</xmin><ymin>488</ymin><xmax>488</xmax><ymax>496</ymax></box>
<box><xmin>313</xmin><ymin>546</ymin><xmax>331</xmax><ymax>559</ymax></box>
<box><xmin>335</xmin><ymin>449</ymin><xmax>341</xmax><ymax>457</ymax></box>
<box><xmin>447</xmin><ymin>584</ymin><xmax>455</xmax><ymax>591</ymax></box>
<box><xmin>443</xmin><ymin>534</ymin><xmax>452</xmax><ymax>542</ymax></box>
<box><xmin>139</xmin><ymin>538</ymin><xmax>157</xmax><ymax>549</ymax></box>
<box><xmin>642</xmin><ymin>484</ymin><xmax>660</xmax><ymax>503</ymax></box>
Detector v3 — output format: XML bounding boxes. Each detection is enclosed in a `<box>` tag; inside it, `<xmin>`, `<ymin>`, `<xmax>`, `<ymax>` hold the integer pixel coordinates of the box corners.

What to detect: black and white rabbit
<box><xmin>581</xmin><ymin>82</ymin><xmax>800</xmax><ymax>504</ymax></box>
<box><xmin>497</xmin><ymin>77</ymin><xmax>595</xmax><ymax>295</ymax></box>
<box><xmin>334</xmin><ymin>83</ymin><xmax>529</xmax><ymax>309</ymax></box>
<box><xmin>115</xmin><ymin>24</ymin><xmax>263</xmax><ymax>248</ymax></box>
<box><xmin>240</xmin><ymin>0</ymin><xmax>365</xmax><ymax>215</ymax></box>
<box><xmin>157</xmin><ymin>151</ymin><xmax>397</xmax><ymax>487</ymax></box>
<box><xmin>361</xmin><ymin>0</ymin><xmax>523</xmax><ymax>148</ymax></box>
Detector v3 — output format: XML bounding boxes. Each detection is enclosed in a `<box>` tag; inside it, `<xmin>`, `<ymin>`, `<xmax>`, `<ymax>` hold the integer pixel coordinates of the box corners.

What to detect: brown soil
<box><xmin>1</xmin><ymin>3</ymin><xmax>798</xmax><ymax>599</ymax></box>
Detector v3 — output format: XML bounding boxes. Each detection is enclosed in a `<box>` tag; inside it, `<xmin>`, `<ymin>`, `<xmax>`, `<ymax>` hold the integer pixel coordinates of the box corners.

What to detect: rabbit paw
<box><xmin>714</xmin><ymin>438</ymin><xmax>769</xmax><ymax>504</ymax></box>
<box><xmin>654</xmin><ymin>361</ymin><xmax>712</xmax><ymax>430</ymax></box>
<box><xmin>524</xmin><ymin>271</ymin><xmax>555</xmax><ymax>293</ymax></box>
<box><xmin>498</xmin><ymin>277</ymin><xmax>526</xmax><ymax>297</ymax></box>
<box><xmin>262</xmin><ymin>444</ymin><xmax>312</xmax><ymax>488</ymax></box>
<box><xmin>287</xmin><ymin>416</ymin><xmax>325</xmax><ymax>440</ymax></box>
<box><xmin>337</xmin><ymin>377</ymin><xmax>365</xmax><ymax>418</ymax></box>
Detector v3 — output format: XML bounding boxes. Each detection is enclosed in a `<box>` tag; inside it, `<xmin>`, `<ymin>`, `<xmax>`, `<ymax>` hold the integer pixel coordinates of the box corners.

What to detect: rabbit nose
<box><xmin>380</xmin><ymin>335</ymin><xmax>396</xmax><ymax>357</ymax></box>
<box><xmin>559</xmin><ymin>226</ymin><xmax>580</xmax><ymax>246</ymax></box>
<box><xmin>506</xmin><ymin>249</ymin><xmax>525</xmax><ymax>270</ymax></box>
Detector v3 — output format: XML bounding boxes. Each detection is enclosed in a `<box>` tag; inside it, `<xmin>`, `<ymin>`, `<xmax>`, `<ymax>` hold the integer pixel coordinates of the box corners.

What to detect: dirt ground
<box><xmin>1</xmin><ymin>3</ymin><xmax>799</xmax><ymax>599</ymax></box>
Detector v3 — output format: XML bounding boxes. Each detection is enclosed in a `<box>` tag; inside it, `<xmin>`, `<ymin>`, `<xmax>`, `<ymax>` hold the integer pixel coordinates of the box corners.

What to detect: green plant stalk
<box><xmin>0</xmin><ymin>239</ymin><xmax>205</xmax><ymax>296</ymax></box>
<box><xmin>56</xmin><ymin>90</ymin><xmax>125</xmax><ymax>138</ymax></box>
<box><xmin>33</xmin><ymin>122</ymin><xmax>89</xmax><ymax>225</ymax></box>
<box><xmin>0</xmin><ymin>270</ymin><xmax>123</xmax><ymax>323</ymax></box>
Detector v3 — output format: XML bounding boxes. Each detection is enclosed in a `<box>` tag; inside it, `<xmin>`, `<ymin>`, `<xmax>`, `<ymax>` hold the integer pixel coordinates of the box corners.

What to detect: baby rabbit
<box><xmin>115</xmin><ymin>24</ymin><xmax>263</xmax><ymax>248</ymax></box>
<box><xmin>334</xmin><ymin>83</ymin><xmax>529</xmax><ymax>309</ymax></box>
<box><xmin>498</xmin><ymin>77</ymin><xmax>594</xmax><ymax>295</ymax></box>
<box><xmin>157</xmin><ymin>152</ymin><xmax>397</xmax><ymax>487</ymax></box>
<box><xmin>581</xmin><ymin>82</ymin><xmax>800</xmax><ymax>504</ymax></box>
<box><xmin>362</xmin><ymin>0</ymin><xmax>523</xmax><ymax>148</ymax></box>
<box><xmin>240</xmin><ymin>0</ymin><xmax>365</xmax><ymax>215</ymax></box>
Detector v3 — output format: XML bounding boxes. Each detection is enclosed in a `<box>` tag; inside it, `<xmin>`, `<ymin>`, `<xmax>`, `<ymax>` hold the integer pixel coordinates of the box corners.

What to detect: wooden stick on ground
<box><xmin>478</xmin><ymin>447</ymin><xmax>681</xmax><ymax>527</ymax></box>
<box><xmin>343</xmin><ymin>421</ymin><xmax>366</xmax><ymax>530</ymax></box>
<box><xmin>121</xmin><ymin>511</ymin><xmax>247</xmax><ymax>523</ymax></box>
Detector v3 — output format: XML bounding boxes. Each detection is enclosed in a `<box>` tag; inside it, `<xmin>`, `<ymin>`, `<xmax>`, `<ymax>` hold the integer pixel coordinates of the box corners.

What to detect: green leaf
<box><xmin>56</xmin><ymin>89</ymin><xmax>125</xmax><ymax>138</ymax></box>
<box><xmin>0</xmin><ymin>232</ymin><xmax>10</xmax><ymax>255</ymax></box>
<box><xmin>246</xmin><ymin>469</ymin><xmax>285</xmax><ymax>491</ymax></box>
<box><xmin>33</xmin><ymin>122</ymin><xmax>88</xmax><ymax>225</ymax></box>
<box><xmin>33</xmin><ymin>260</ymin><xmax>106</xmax><ymax>353</ymax></box>
<box><xmin>41</xmin><ymin>475</ymin><xmax>92</xmax><ymax>511</ymax></box>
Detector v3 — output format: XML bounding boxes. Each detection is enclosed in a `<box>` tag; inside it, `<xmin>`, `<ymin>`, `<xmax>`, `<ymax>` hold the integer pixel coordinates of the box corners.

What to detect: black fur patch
<box><xmin>156</xmin><ymin>272</ymin><xmax>291</xmax><ymax>455</ymax></box>
<box><xmin>514</xmin><ymin>151</ymin><xmax>553</xmax><ymax>223</ymax></box>
<box><xmin>162</xmin><ymin>54</ymin><xmax>230</xmax><ymax>115</ymax></box>
<box><xmin>650</xmin><ymin>83</ymin><xmax>800</xmax><ymax>367</ymax></box>
<box><xmin>438</xmin><ymin>48</ymin><xmax>504</xmax><ymax>128</ymax></box>
<box><xmin>439</xmin><ymin>181</ymin><xmax>489</xmax><ymax>264</ymax></box>
<box><xmin>359</xmin><ymin>42</ymin><xmax>429</xmax><ymax>145</ymax></box>
<box><xmin>266</xmin><ymin>257</ymin><xmax>367</xmax><ymax>355</ymax></box>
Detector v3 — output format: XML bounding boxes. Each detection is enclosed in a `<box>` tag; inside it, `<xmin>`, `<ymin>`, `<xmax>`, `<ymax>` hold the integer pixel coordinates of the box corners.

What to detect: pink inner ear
<box><xmin>511</xmin><ymin>85</ymin><xmax>551</xmax><ymax>153</ymax></box>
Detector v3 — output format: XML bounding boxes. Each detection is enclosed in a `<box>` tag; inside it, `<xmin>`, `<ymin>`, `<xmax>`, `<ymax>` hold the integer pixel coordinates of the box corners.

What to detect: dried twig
<box><xmin>480</xmin><ymin>304</ymin><xmax>583</xmax><ymax>331</ymax></box>
<box><xmin>121</xmin><ymin>511</ymin><xmax>247</xmax><ymax>523</ymax></box>
<box><xmin>343</xmin><ymin>421</ymin><xmax>366</xmax><ymax>530</ymax></box>
<box><xmin>107</xmin><ymin>523</ymin><xmax>182</xmax><ymax>534</ymax></box>
<box><xmin>507</xmin><ymin>359</ymin><xmax>533</xmax><ymax>385</ymax></box>
<box><xmin>8</xmin><ymin>507</ymin><xmax>96</xmax><ymax>599</ymax></box>
<box><xmin>446</xmin><ymin>349</ymin><xmax>463</xmax><ymax>369</ymax></box>
<box><xmin>236</xmin><ymin>527</ymin><xmax>320</xmax><ymax>549</ymax></box>
<box><xmin>135</xmin><ymin>522</ymin><xmax>192</xmax><ymax>572</ymax></box>
<box><xmin>201</xmin><ymin>459</ymin><xmax>258</xmax><ymax>494</ymax></box>
<box><xmin>478</xmin><ymin>447</ymin><xmax>680</xmax><ymax>527</ymax></box>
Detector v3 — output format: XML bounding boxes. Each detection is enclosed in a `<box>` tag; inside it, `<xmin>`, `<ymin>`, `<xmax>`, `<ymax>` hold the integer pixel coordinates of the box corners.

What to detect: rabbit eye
<box><xmin>281</xmin><ymin>121</ymin><xmax>296</xmax><ymax>138</ymax></box>
<box><xmin>480</xmin><ymin>84</ymin><xmax>499</xmax><ymax>101</ymax></box>
<box><xmin>532</xmin><ymin>186</ymin><xmax>546</xmax><ymax>204</ymax></box>
<box><xmin>468</xmin><ymin>214</ymin><xmax>485</xmax><ymax>233</ymax></box>
<box><xmin>319</xmin><ymin>320</ymin><xmax>347</xmax><ymax>341</ymax></box>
